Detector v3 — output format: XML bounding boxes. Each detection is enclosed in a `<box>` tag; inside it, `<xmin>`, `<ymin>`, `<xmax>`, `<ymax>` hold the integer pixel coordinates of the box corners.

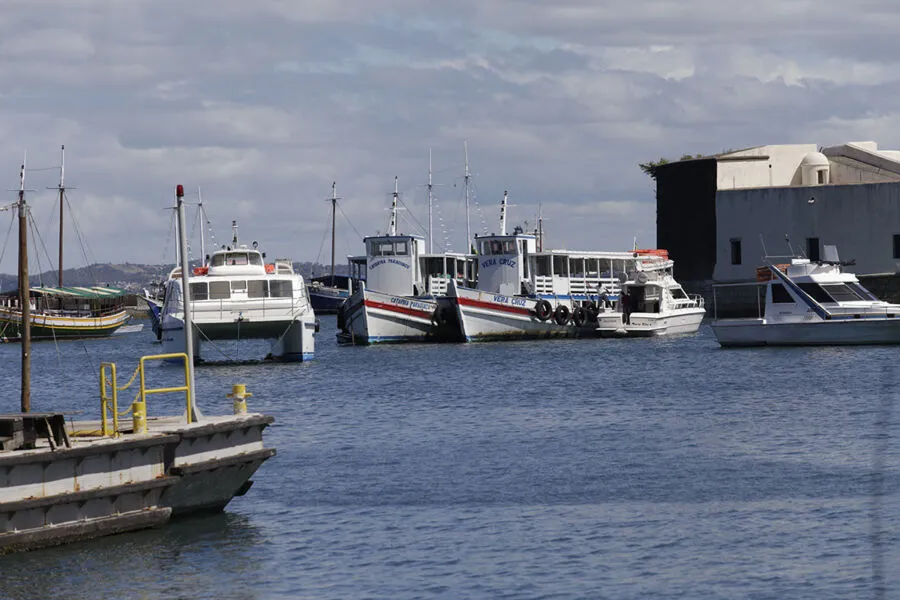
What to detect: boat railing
<box><xmin>534</xmin><ymin>275</ymin><xmax>620</xmax><ymax>296</ymax></box>
<box><xmin>98</xmin><ymin>352</ymin><xmax>192</xmax><ymax>437</ymax></box>
<box><xmin>188</xmin><ymin>294</ymin><xmax>308</xmax><ymax>320</ymax></box>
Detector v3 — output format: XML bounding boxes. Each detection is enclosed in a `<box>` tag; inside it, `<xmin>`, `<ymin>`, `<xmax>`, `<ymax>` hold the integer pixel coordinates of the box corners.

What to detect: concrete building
<box><xmin>656</xmin><ymin>141</ymin><xmax>900</xmax><ymax>288</ymax></box>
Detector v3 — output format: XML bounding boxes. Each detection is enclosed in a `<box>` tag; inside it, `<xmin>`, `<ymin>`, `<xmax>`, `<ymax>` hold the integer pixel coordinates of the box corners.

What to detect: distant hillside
<box><xmin>0</xmin><ymin>261</ymin><xmax>349</xmax><ymax>293</ymax></box>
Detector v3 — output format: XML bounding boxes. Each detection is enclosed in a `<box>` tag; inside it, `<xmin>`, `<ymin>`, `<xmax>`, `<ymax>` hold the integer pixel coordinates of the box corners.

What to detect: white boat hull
<box><xmin>596</xmin><ymin>308</ymin><xmax>706</xmax><ymax>337</ymax></box>
<box><xmin>711</xmin><ymin>317</ymin><xmax>900</xmax><ymax>346</ymax></box>
<box><xmin>340</xmin><ymin>288</ymin><xmax>437</xmax><ymax>344</ymax></box>
<box><xmin>447</xmin><ymin>284</ymin><xmax>596</xmax><ymax>342</ymax></box>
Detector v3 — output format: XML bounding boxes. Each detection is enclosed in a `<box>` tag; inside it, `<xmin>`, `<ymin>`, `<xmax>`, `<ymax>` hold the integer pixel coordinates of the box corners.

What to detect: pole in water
<box><xmin>17</xmin><ymin>153</ymin><xmax>31</xmax><ymax>412</ymax></box>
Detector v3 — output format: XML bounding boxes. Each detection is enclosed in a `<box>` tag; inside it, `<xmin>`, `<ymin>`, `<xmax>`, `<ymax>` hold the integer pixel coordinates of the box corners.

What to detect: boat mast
<box><xmin>499</xmin><ymin>190</ymin><xmax>508</xmax><ymax>236</ymax></box>
<box><xmin>538</xmin><ymin>203</ymin><xmax>544</xmax><ymax>252</ymax></box>
<box><xmin>56</xmin><ymin>145</ymin><xmax>69</xmax><ymax>288</ymax></box>
<box><xmin>389</xmin><ymin>176</ymin><xmax>398</xmax><ymax>236</ymax></box>
<box><xmin>231</xmin><ymin>220</ymin><xmax>238</xmax><ymax>247</ymax></box>
<box><xmin>175</xmin><ymin>185</ymin><xmax>199</xmax><ymax>421</ymax></box>
<box><xmin>464</xmin><ymin>141</ymin><xmax>471</xmax><ymax>252</ymax></box>
<box><xmin>427</xmin><ymin>149</ymin><xmax>434</xmax><ymax>253</ymax></box>
<box><xmin>330</xmin><ymin>181</ymin><xmax>340</xmax><ymax>286</ymax></box>
<box><xmin>17</xmin><ymin>154</ymin><xmax>31</xmax><ymax>412</ymax></box>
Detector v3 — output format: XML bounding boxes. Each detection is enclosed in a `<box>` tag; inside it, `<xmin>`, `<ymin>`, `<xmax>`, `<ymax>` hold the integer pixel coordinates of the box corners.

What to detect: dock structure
<box><xmin>0</xmin><ymin>400</ymin><xmax>275</xmax><ymax>554</ymax></box>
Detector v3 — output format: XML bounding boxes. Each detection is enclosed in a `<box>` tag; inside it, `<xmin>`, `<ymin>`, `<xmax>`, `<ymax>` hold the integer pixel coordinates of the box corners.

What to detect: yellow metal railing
<box><xmin>98</xmin><ymin>352</ymin><xmax>192</xmax><ymax>437</ymax></box>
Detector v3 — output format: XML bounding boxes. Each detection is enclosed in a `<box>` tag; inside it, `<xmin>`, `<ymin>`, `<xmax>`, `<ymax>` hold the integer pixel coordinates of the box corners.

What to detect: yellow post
<box><xmin>132</xmin><ymin>401</ymin><xmax>147</xmax><ymax>434</ymax></box>
<box><xmin>227</xmin><ymin>383</ymin><xmax>251</xmax><ymax>415</ymax></box>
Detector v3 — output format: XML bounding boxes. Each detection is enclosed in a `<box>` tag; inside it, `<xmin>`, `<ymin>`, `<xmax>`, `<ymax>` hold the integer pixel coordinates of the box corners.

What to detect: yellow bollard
<box><xmin>132</xmin><ymin>401</ymin><xmax>148</xmax><ymax>434</ymax></box>
<box><xmin>227</xmin><ymin>383</ymin><xmax>251</xmax><ymax>415</ymax></box>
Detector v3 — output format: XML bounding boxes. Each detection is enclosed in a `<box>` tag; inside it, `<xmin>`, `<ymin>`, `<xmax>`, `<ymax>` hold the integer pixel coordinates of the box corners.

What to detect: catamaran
<box><xmin>157</xmin><ymin>220</ymin><xmax>316</xmax><ymax>361</ymax></box>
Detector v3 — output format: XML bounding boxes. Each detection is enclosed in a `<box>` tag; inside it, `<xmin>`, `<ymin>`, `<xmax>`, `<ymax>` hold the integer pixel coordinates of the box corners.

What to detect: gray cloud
<box><xmin>2</xmin><ymin>1</ymin><xmax>900</xmax><ymax>273</ymax></box>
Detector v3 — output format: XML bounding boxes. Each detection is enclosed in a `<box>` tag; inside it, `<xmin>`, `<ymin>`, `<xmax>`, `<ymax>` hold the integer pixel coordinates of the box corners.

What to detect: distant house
<box><xmin>656</xmin><ymin>141</ymin><xmax>900</xmax><ymax>283</ymax></box>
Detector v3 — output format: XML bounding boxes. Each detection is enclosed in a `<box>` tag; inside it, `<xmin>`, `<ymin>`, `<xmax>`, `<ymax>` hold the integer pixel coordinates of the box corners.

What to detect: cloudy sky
<box><xmin>1</xmin><ymin>0</ymin><xmax>899</xmax><ymax>275</ymax></box>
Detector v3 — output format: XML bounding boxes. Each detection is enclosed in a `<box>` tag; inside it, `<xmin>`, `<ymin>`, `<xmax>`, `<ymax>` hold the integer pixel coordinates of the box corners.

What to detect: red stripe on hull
<box><xmin>363</xmin><ymin>299</ymin><xmax>434</xmax><ymax>319</ymax></box>
<box><xmin>454</xmin><ymin>296</ymin><xmax>532</xmax><ymax>316</ymax></box>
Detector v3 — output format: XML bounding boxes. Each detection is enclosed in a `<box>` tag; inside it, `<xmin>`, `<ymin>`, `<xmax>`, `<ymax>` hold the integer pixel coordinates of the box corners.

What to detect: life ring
<box><xmin>553</xmin><ymin>304</ymin><xmax>570</xmax><ymax>325</ymax></box>
<box><xmin>265</xmin><ymin>264</ymin><xmax>275</xmax><ymax>274</ymax></box>
<box><xmin>585</xmin><ymin>302</ymin><xmax>600</xmax><ymax>322</ymax></box>
<box><xmin>572</xmin><ymin>306</ymin><xmax>586</xmax><ymax>327</ymax></box>
<box><xmin>534</xmin><ymin>299</ymin><xmax>553</xmax><ymax>321</ymax></box>
<box><xmin>192</xmin><ymin>266</ymin><xmax>208</xmax><ymax>276</ymax></box>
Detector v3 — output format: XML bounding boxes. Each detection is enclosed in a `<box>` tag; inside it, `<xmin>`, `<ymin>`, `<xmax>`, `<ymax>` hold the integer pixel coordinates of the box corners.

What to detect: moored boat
<box><xmin>337</xmin><ymin>178</ymin><xmax>476</xmax><ymax>345</ymax></box>
<box><xmin>158</xmin><ymin>219</ymin><xmax>316</xmax><ymax>361</ymax></box>
<box><xmin>595</xmin><ymin>252</ymin><xmax>705</xmax><ymax>337</ymax></box>
<box><xmin>711</xmin><ymin>245</ymin><xmax>900</xmax><ymax>346</ymax></box>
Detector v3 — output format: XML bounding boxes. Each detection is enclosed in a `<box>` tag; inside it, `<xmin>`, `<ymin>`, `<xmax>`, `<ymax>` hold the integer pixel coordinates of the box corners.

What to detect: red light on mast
<box><xmin>176</xmin><ymin>184</ymin><xmax>184</xmax><ymax>198</ymax></box>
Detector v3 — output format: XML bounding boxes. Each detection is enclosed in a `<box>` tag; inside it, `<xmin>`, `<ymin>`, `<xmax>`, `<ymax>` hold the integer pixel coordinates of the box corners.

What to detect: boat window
<box><xmin>247</xmin><ymin>279</ymin><xmax>267</xmax><ymax>298</ymax></box>
<box><xmin>377</xmin><ymin>242</ymin><xmax>395</xmax><ymax>256</ymax></box>
<box><xmin>231</xmin><ymin>280</ymin><xmax>247</xmax><ymax>291</ymax></box>
<box><xmin>797</xmin><ymin>282</ymin><xmax>833</xmax><ymax>303</ymax></box>
<box><xmin>269</xmin><ymin>280</ymin><xmax>293</xmax><ymax>298</ymax></box>
<box><xmin>553</xmin><ymin>255</ymin><xmax>568</xmax><ymax>277</ymax></box>
<box><xmin>534</xmin><ymin>255</ymin><xmax>551</xmax><ymax>276</ymax></box>
<box><xmin>394</xmin><ymin>241</ymin><xmax>408</xmax><ymax>256</ymax></box>
<box><xmin>250</xmin><ymin>253</ymin><xmax>263</xmax><ymax>266</ymax></box>
<box><xmin>209</xmin><ymin>281</ymin><xmax>231</xmax><ymax>300</ymax></box>
<box><xmin>227</xmin><ymin>253</ymin><xmax>249</xmax><ymax>266</ymax></box>
<box><xmin>190</xmin><ymin>282</ymin><xmax>208</xmax><ymax>301</ymax></box>
<box><xmin>820</xmin><ymin>284</ymin><xmax>864</xmax><ymax>302</ymax></box>
<box><xmin>848</xmin><ymin>282</ymin><xmax>878</xmax><ymax>301</ymax></box>
<box><xmin>211</xmin><ymin>254</ymin><xmax>225</xmax><ymax>267</ymax></box>
<box><xmin>671</xmin><ymin>287</ymin><xmax>688</xmax><ymax>299</ymax></box>
<box><xmin>771</xmin><ymin>283</ymin><xmax>794</xmax><ymax>303</ymax></box>
<box><xmin>489</xmin><ymin>240</ymin><xmax>502</xmax><ymax>255</ymax></box>
<box><xmin>502</xmin><ymin>240</ymin><xmax>516</xmax><ymax>254</ymax></box>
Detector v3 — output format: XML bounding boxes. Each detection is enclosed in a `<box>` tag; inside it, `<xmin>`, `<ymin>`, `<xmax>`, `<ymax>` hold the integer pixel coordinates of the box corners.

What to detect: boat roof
<box><xmin>28</xmin><ymin>285</ymin><xmax>128</xmax><ymax>298</ymax></box>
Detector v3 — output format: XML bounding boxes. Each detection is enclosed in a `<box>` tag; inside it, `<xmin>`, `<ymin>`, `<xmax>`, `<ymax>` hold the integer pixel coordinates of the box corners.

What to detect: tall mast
<box><xmin>330</xmin><ymin>181</ymin><xmax>340</xmax><ymax>286</ymax></box>
<box><xmin>231</xmin><ymin>219</ymin><xmax>238</xmax><ymax>246</ymax></box>
<box><xmin>538</xmin><ymin>202</ymin><xmax>544</xmax><ymax>252</ymax></box>
<box><xmin>198</xmin><ymin>186</ymin><xmax>206</xmax><ymax>264</ymax></box>
<box><xmin>389</xmin><ymin>176</ymin><xmax>399</xmax><ymax>236</ymax></box>
<box><xmin>427</xmin><ymin>149</ymin><xmax>434</xmax><ymax>253</ymax></box>
<box><xmin>176</xmin><ymin>185</ymin><xmax>199</xmax><ymax>421</ymax></box>
<box><xmin>56</xmin><ymin>145</ymin><xmax>68</xmax><ymax>288</ymax></box>
<box><xmin>499</xmin><ymin>190</ymin><xmax>508</xmax><ymax>236</ymax></box>
<box><xmin>464</xmin><ymin>141</ymin><xmax>471</xmax><ymax>251</ymax></box>
<box><xmin>17</xmin><ymin>153</ymin><xmax>31</xmax><ymax>412</ymax></box>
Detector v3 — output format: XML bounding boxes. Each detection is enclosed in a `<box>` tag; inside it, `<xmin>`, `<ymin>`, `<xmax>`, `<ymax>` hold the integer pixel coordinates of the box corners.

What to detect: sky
<box><xmin>2</xmin><ymin>0</ymin><xmax>900</xmax><ymax>275</ymax></box>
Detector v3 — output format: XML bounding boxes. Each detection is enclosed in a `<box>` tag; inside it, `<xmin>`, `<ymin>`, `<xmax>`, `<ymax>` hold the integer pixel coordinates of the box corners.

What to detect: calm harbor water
<box><xmin>0</xmin><ymin>317</ymin><xmax>898</xmax><ymax>599</ymax></box>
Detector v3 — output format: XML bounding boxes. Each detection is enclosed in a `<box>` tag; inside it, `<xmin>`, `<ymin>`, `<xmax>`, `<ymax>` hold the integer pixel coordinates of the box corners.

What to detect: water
<box><xmin>0</xmin><ymin>318</ymin><xmax>898</xmax><ymax>599</ymax></box>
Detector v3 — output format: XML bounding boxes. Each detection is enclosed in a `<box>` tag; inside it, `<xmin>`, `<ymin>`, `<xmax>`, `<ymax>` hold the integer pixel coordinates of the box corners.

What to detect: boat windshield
<box><xmin>820</xmin><ymin>283</ymin><xmax>867</xmax><ymax>302</ymax></box>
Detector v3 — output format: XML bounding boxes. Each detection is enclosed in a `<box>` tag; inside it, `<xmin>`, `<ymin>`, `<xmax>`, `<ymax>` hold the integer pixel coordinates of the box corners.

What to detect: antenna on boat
<box><xmin>176</xmin><ymin>184</ymin><xmax>201</xmax><ymax>422</ymax></box>
<box><xmin>389</xmin><ymin>176</ymin><xmax>399</xmax><ymax>236</ymax></box>
<box><xmin>537</xmin><ymin>202</ymin><xmax>544</xmax><ymax>252</ymax></box>
<box><xmin>198</xmin><ymin>186</ymin><xmax>206</xmax><ymax>264</ymax></box>
<box><xmin>464</xmin><ymin>141</ymin><xmax>471</xmax><ymax>252</ymax></box>
<box><xmin>785</xmin><ymin>233</ymin><xmax>795</xmax><ymax>257</ymax></box>
<box><xmin>759</xmin><ymin>234</ymin><xmax>769</xmax><ymax>259</ymax></box>
<box><xmin>47</xmin><ymin>145</ymin><xmax>75</xmax><ymax>288</ymax></box>
<box><xmin>231</xmin><ymin>220</ymin><xmax>239</xmax><ymax>247</ymax></box>
<box><xmin>499</xmin><ymin>190</ymin><xmax>509</xmax><ymax>236</ymax></box>
<box><xmin>428</xmin><ymin>150</ymin><xmax>434</xmax><ymax>253</ymax></box>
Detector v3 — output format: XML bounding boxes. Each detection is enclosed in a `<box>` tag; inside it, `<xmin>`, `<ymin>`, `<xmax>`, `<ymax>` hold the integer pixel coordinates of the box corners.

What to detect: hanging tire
<box><xmin>585</xmin><ymin>302</ymin><xmax>600</xmax><ymax>323</ymax></box>
<box><xmin>554</xmin><ymin>304</ymin><xmax>570</xmax><ymax>325</ymax></box>
<box><xmin>572</xmin><ymin>306</ymin><xmax>586</xmax><ymax>327</ymax></box>
<box><xmin>534</xmin><ymin>299</ymin><xmax>553</xmax><ymax>321</ymax></box>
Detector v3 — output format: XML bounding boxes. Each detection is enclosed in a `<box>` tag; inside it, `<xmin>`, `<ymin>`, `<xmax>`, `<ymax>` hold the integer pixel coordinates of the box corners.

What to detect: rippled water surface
<box><xmin>0</xmin><ymin>318</ymin><xmax>898</xmax><ymax>599</ymax></box>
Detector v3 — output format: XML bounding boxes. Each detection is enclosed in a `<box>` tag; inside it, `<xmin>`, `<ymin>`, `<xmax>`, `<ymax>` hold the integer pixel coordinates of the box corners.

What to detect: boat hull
<box><xmin>446</xmin><ymin>284</ymin><xmax>597</xmax><ymax>342</ymax></box>
<box><xmin>309</xmin><ymin>286</ymin><xmax>349</xmax><ymax>314</ymax></box>
<box><xmin>0</xmin><ymin>308</ymin><xmax>130</xmax><ymax>341</ymax></box>
<box><xmin>711</xmin><ymin>317</ymin><xmax>900</xmax><ymax>346</ymax></box>
<box><xmin>339</xmin><ymin>288</ymin><xmax>437</xmax><ymax>344</ymax></box>
<box><xmin>596</xmin><ymin>308</ymin><xmax>706</xmax><ymax>337</ymax></box>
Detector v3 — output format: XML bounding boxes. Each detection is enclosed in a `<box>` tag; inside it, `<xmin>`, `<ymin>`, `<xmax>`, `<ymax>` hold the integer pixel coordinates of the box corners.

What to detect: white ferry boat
<box><xmin>337</xmin><ymin>179</ymin><xmax>475</xmax><ymax>345</ymax></box>
<box><xmin>158</xmin><ymin>222</ymin><xmax>316</xmax><ymax>361</ymax></box>
<box><xmin>441</xmin><ymin>192</ymin><xmax>658</xmax><ymax>342</ymax></box>
<box><xmin>595</xmin><ymin>252</ymin><xmax>705</xmax><ymax>337</ymax></box>
<box><xmin>711</xmin><ymin>245</ymin><xmax>900</xmax><ymax>346</ymax></box>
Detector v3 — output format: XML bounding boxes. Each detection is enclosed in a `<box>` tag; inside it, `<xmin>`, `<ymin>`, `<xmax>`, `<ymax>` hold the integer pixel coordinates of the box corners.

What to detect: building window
<box><xmin>817</xmin><ymin>170</ymin><xmax>825</xmax><ymax>184</ymax></box>
<box><xmin>807</xmin><ymin>237</ymin><xmax>820</xmax><ymax>262</ymax></box>
<box><xmin>894</xmin><ymin>234</ymin><xmax>900</xmax><ymax>259</ymax></box>
<box><xmin>730</xmin><ymin>239</ymin><xmax>742</xmax><ymax>265</ymax></box>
